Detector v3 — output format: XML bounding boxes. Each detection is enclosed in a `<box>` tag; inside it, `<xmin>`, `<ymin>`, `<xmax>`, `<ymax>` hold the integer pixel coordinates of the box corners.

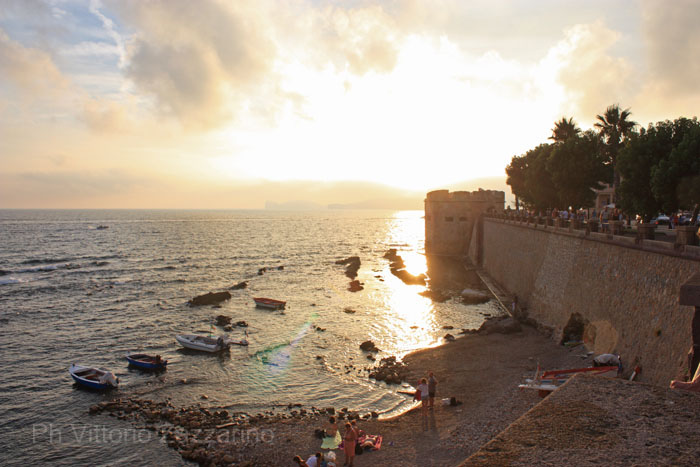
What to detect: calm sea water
<box><xmin>0</xmin><ymin>209</ymin><xmax>497</xmax><ymax>466</ymax></box>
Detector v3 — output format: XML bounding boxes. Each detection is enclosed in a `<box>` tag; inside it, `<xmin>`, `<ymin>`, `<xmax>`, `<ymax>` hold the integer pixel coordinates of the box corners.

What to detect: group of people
<box><xmin>298</xmin><ymin>417</ymin><xmax>369</xmax><ymax>467</ymax></box>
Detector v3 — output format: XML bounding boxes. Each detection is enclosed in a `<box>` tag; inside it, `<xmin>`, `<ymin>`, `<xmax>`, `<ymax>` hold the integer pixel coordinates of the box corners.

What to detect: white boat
<box><xmin>175</xmin><ymin>334</ymin><xmax>248</xmax><ymax>352</ymax></box>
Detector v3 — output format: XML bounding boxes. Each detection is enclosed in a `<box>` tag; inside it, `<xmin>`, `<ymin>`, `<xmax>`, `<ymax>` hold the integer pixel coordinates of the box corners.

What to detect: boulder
<box><xmin>444</xmin><ymin>333</ymin><xmax>455</xmax><ymax>341</ymax></box>
<box><xmin>235</xmin><ymin>320</ymin><xmax>248</xmax><ymax>327</ymax></box>
<box><xmin>348</xmin><ymin>280</ymin><xmax>364</xmax><ymax>292</ymax></box>
<box><xmin>478</xmin><ymin>316</ymin><xmax>522</xmax><ymax>335</ymax></box>
<box><xmin>230</xmin><ymin>281</ymin><xmax>248</xmax><ymax>290</ymax></box>
<box><xmin>188</xmin><ymin>291</ymin><xmax>231</xmax><ymax>306</ymax></box>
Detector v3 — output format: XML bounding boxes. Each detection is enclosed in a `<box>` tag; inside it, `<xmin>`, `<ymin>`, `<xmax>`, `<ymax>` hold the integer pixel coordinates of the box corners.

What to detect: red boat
<box><xmin>253</xmin><ymin>297</ymin><xmax>286</xmax><ymax>310</ymax></box>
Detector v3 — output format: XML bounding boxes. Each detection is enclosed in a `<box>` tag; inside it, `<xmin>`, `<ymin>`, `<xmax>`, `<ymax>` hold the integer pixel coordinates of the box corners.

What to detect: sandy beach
<box><xmin>91</xmin><ymin>323</ymin><xmax>592</xmax><ymax>466</ymax></box>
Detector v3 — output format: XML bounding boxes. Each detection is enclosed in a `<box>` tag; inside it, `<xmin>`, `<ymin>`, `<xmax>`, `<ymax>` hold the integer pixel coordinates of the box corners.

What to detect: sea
<box><xmin>0</xmin><ymin>209</ymin><xmax>499</xmax><ymax>466</ymax></box>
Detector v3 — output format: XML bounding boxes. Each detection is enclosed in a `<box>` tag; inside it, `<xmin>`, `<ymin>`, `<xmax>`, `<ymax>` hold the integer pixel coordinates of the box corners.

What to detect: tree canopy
<box><xmin>506</xmin><ymin>108</ymin><xmax>699</xmax><ymax>218</ymax></box>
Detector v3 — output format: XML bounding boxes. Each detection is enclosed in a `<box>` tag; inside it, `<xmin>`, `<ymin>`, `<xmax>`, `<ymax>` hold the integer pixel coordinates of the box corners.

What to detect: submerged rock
<box><xmin>230</xmin><ymin>281</ymin><xmax>248</xmax><ymax>290</ymax></box>
<box><xmin>188</xmin><ymin>291</ymin><xmax>231</xmax><ymax>306</ymax></box>
<box><xmin>348</xmin><ymin>280</ymin><xmax>364</xmax><ymax>292</ymax></box>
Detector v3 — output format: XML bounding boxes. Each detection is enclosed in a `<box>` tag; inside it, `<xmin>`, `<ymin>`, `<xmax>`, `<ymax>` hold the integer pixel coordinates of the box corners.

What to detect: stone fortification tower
<box><xmin>425</xmin><ymin>189</ymin><xmax>505</xmax><ymax>257</ymax></box>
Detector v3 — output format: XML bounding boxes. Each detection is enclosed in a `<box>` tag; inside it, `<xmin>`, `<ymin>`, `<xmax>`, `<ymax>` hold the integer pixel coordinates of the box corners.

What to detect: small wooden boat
<box><xmin>253</xmin><ymin>297</ymin><xmax>286</xmax><ymax>310</ymax></box>
<box><xmin>176</xmin><ymin>334</ymin><xmax>248</xmax><ymax>352</ymax></box>
<box><xmin>69</xmin><ymin>364</ymin><xmax>118</xmax><ymax>390</ymax></box>
<box><xmin>125</xmin><ymin>353</ymin><xmax>168</xmax><ymax>370</ymax></box>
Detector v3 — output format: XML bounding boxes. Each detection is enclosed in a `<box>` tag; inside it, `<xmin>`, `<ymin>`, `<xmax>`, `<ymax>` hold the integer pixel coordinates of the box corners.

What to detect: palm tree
<box><xmin>549</xmin><ymin>117</ymin><xmax>581</xmax><ymax>143</ymax></box>
<box><xmin>594</xmin><ymin>104</ymin><xmax>637</xmax><ymax>201</ymax></box>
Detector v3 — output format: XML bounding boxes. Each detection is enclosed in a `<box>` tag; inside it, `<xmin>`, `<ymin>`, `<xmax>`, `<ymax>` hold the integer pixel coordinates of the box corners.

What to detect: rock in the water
<box><xmin>391</xmin><ymin>269</ymin><xmax>427</xmax><ymax>286</ymax></box>
<box><xmin>348</xmin><ymin>280</ymin><xmax>364</xmax><ymax>292</ymax></box>
<box><xmin>383</xmin><ymin>248</ymin><xmax>400</xmax><ymax>261</ymax></box>
<box><xmin>444</xmin><ymin>333</ymin><xmax>455</xmax><ymax>341</ymax></box>
<box><xmin>188</xmin><ymin>291</ymin><xmax>231</xmax><ymax>306</ymax></box>
<box><xmin>461</xmin><ymin>288</ymin><xmax>491</xmax><ymax>304</ymax></box>
<box><xmin>230</xmin><ymin>281</ymin><xmax>248</xmax><ymax>290</ymax></box>
<box><xmin>360</xmin><ymin>340</ymin><xmax>380</xmax><ymax>352</ymax></box>
<box><xmin>215</xmin><ymin>315</ymin><xmax>232</xmax><ymax>326</ymax></box>
<box><xmin>234</xmin><ymin>320</ymin><xmax>248</xmax><ymax>327</ymax></box>
<box><xmin>336</xmin><ymin>256</ymin><xmax>361</xmax><ymax>279</ymax></box>
<box><xmin>277</xmin><ymin>265</ymin><xmax>284</xmax><ymax>270</ymax></box>
<box><xmin>343</xmin><ymin>307</ymin><xmax>357</xmax><ymax>314</ymax></box>
<box><xmin>419</xmin><ymin>289</ymin><xmax>450</xmax><ymax>302</ymax></box>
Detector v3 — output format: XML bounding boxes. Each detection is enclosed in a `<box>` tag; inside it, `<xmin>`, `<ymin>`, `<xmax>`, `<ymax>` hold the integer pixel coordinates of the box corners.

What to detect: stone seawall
<box><xmin>476</xmin><ymin>217</ymin><xmax>700</xmax><ymax>386</ymax></box>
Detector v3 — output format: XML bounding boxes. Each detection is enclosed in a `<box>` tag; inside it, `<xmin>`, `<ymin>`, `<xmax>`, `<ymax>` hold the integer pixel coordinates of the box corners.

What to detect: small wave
<box><xmin>21</xmin><ymin>257</ymin><xmax>75</xmax><ymax>265</ymax></box>
<box><xmin>0</xmin><ymin>277</ymin><xmax>23</xmax><ymax>285</ymax></box>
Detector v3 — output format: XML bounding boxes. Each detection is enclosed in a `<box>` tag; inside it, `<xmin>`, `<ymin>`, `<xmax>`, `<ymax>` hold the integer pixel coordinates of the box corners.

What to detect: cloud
<box><xmin>108</xmin><ymin>0</ymin><xmax>276</xmax><ymax>127</ymax></box>
<box><xmin>641</xmin><ymin>0</ymin><xmax>700</xmax><ymax>97</ymax></box>
<box><xmin>307</xmin><ymin>4</ymin><xmax>400</xmax><ymax>75</ymax></box>
<box><xmin>0</xmin><ymin>27</ymin><xmax>69</xmax><ymax>95</ymax></box>
<box><xmin>541</xmin><ymin>21</ymin><xmax>636</xmax><ymax>121</ymax></box>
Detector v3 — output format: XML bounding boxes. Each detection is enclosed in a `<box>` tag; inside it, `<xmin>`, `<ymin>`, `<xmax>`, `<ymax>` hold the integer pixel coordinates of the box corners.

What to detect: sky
<box><xmin>1</xmin><ymin>0</ymin><xmax>699</xmax><ymax>208</ymax></box>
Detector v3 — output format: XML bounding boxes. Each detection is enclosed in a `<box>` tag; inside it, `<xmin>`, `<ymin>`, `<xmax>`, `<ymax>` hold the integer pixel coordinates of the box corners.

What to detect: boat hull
<box><xmin>69</xmin><ymin>364</ymin><xmax>118</xmax><ymax>390</ymax></box>
<box><xmin>126</xmin><ymin>353</ymin><xmax>168</xmax><ymax>370</ymax></box>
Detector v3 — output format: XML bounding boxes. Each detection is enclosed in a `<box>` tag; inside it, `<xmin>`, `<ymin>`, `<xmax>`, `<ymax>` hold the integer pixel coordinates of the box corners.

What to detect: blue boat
<box><xmin>125</xmin><ymin>353</ymin><xmax>168</xmax><ymax>370</ymax></box>
<box><xmin>69</xmin><ymin>364</ymin><xmax>118</xmax><ymax>390</ymax></box>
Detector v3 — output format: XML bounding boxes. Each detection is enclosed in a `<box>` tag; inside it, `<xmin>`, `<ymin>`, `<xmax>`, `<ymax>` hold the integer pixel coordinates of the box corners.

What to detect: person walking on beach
<box><xmin>342</xmin><ymin>422</ymin><xmax>358</xmax><ymax>467</ymax></box>
<box><xmin>417</xmin><ymin>378</ymin><xmax>429</xmax><ymax>419</ymax></box>
<box><xmin>428</xmin><ymin>371</ymin><xmax>438</xmax><ymax>409</ymax></box>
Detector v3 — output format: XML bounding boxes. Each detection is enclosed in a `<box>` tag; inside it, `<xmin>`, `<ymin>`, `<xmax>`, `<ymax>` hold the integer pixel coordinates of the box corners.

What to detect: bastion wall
<box><xmin>474</xmin><ymin>217</ymin><xmax>700</xmax><ymax>386</ymax></box>
<box><xmin>425</xmin><ymin>189</ymin><xmax>504</xmax><ymax>256</ymax></box>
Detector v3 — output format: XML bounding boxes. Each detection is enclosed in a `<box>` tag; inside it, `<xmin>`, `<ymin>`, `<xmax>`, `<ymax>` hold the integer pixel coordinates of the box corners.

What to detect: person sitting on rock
<box><xmin>670</xmin><ymin>365</ymin><xmax>700</xmax><ymax>392</ymax></box>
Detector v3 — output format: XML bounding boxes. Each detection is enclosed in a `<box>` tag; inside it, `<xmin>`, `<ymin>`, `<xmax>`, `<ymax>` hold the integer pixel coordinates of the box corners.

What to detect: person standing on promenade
<box><xmin>342</xmin><ymin>422</ymin><xmax>358</xmax><ymax>467</ymax></box>
<box><xmin>428</xmin><ymin>372</ymin><xmax>438</xmax><ymax>409</ymax></box>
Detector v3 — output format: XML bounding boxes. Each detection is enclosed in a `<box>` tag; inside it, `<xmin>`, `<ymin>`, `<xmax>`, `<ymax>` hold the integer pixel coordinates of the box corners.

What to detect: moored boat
<box><xmin>69</xmin><ymin>364</ymin><xmax>119</xmax><ymax>390</ymax></box>
<box><xmin>175</xmin><ymin>334</ymin><xmax>248</xmax><ymax>352</ymax></box>
<box><xmin>253</xmin><ymin>297</ymin><xmax>286</xmax><ymax>310</ymax></box>
<box><xmin>125</xmin><ymin>353</ymin><xmax>168</xmax><ymax>370</ymax></box>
